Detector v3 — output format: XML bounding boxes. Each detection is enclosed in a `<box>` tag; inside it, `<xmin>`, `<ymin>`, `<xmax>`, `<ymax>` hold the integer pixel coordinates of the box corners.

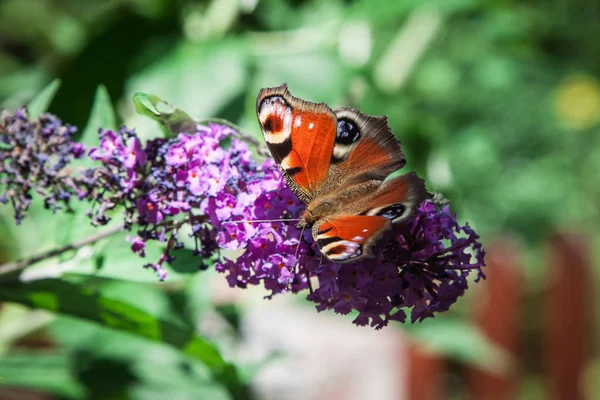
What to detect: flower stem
<box><xmin>0</xmin><ymin>223</ymin><xmax>125</xmax><ymax>276</ymax></box>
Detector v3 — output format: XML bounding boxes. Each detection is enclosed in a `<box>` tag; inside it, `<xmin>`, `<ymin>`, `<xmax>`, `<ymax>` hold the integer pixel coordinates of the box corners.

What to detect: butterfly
<box><xmin>256</xmin><ymin>84</ymin><xmax>430</xmax><ymax>263</ymax></box>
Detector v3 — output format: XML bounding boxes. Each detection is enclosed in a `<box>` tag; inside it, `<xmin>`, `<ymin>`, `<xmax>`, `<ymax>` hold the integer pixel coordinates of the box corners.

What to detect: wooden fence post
<box><xmin>545</xmin><ymin>232</ymin><xmax>593</xmax><ymax>400</ymax></box>
<box><xmin>405</xmin><ymin>343</ymin><xmax>446</xmax><ymax>400</ymax></box>
<box><xmin>466</xmin><ymin>238</ymin><xmax>523</xmax><ymax>400</ymax></box>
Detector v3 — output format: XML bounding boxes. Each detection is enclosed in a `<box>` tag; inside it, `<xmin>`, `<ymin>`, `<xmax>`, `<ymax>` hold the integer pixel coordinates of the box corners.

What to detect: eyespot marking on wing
<box><xmin>264</xmin><ymin>115</ymin><xmax>283</xmax><ymax>132</ymax></box>
<box><xmin>331</xmin><ymin>118</ymin><xmax>361</xmax><ymax>163</ymax></box>
<box><xmin>324</xmin><ymin>242</ymin><xmax>363</xmax><ymax>261</ymax></box>
<box><xmin>363</xmin><ymin>204</ymin><xmax>406</xmax><ymax>220</ymax></box>
<box><xmin>336</xmin><ymin>119</ymin><xmax>361</xmax><ymax>145</ymax></box>
<box><xmin>258</xmin><ymin>95</ymin><xmax>293</xmax><ymax>144</ymax></box>
<box><xmin>317</xmin><ymin>236</ymin><xmax>343</xmax><ymax>248</ymax></box>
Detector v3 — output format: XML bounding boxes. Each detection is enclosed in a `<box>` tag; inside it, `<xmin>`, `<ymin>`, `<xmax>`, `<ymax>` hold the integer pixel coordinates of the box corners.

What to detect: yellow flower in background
<box><xmin>553</xmin><ymin>74</ymin><xmax>600</xmax><ymax>130</ymax></box>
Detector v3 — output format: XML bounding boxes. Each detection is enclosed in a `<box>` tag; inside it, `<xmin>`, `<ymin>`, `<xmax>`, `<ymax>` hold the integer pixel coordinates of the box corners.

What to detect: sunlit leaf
<box><xmin>0</xmin><ymin>279</ymin><xmax>249</xmax><ymax>399</ymax></box>
<box><xmin>80</xmin><ymin>85</ymin><xmax>117</xmax><ymax>147</ymax></box>
<box><xmin>0</xmin><ymin>352</ymin><xmax>86</xmax><ymax>398</ymax></box>
<box><xmin>27</xmin><ymin>79</ymin><xmax>61</xmax><ymax>118</ymax></box>
<box><xmin>133</xmin><ymin>92</ymin><xmax>197</xmax><ymax>137</ymax></box>
<box><xmin>67</xmin><ymin>232</ymin><xmax>207</xmax><ymax>282</ymax></box>
<box><xmin>126</xmin><ymin>41</ymin><xmax>248</xmax><ymax>124</ymax></box>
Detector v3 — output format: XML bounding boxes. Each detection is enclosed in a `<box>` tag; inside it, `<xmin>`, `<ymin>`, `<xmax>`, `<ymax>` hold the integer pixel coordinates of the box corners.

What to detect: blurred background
<box><xmin>0</xmin><ymin>0</ymin><xmax>598</xmax><ymax>399</ymax></box>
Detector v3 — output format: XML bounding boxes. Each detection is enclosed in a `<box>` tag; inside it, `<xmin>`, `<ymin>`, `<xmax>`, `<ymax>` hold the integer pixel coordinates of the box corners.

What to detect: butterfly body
<box><xmin>256</xmin><ymin>84</ymin><xmax>430</xmax><ymax>262</ymax></box>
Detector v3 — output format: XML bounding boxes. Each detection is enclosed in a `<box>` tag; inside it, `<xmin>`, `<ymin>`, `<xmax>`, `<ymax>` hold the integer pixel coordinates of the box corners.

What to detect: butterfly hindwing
<box><xmin>357</xmin><ymin>171</ymin><xmax>431</xmax><ymax>224</ymax></box>
<box><xmin>313</xmin><ymin>215</ymin><xmax>391</xmax><ymax>262</ymax></box>
<box><xmin>257</xmin><ymin>84</ymin><xmax>337</xmax><ymax>203</ymax></box>
<box><xmin>313</xmin><ymin>172</ymin><xmax>430</xmax><ymax>263</ymax></box>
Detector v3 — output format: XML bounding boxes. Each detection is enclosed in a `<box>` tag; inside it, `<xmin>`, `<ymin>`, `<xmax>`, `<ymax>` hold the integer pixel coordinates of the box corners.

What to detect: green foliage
<box><xmin>0</xmin><ymin>352</ymin><xmax>86</xmax><ymax>398</ymax></box>
<box><xmin>80</xmin><ymin>85</ymin><xmax>117</xmax><ymax>147</ymax></box>
<box><xmin>133</xmin><ymin>92</ymin><xmax>197</xmax><ymax>137</ymax></box>
<box><xmin>0</xmin><ymin>278</ymin><xmax>247</xmax><ymax>399</ymax></box>
<box><xmin>27</xmin><ymin>79</ymin><xmax>61</xmax><ymax>118</ymax></box>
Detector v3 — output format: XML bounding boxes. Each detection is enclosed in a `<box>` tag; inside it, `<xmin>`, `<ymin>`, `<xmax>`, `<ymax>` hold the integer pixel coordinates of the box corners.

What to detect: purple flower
<box><xmin>136</xmin><ymin>195</ymin><xmax>164</xmax><ymax>225</ymax></box>
<box><xmin>305</xmin><ymin>201</ymin><xmax>486</xmax><ymax>327</ymax></box>
<box><xmin>1</xmin><ymin>105</ymin><xmax>485</xmax><ymax>327</ymax></box>
<box><xmin>127</xmin><ymin>236</ymin><xmax>146</xmax><ymax>257</ymax></box>
<box><xmin>209</xmin><ymin>152</ymin><xmax>485</xmax><ymax>328</ymax></box>
<box><xmin>89</xmin><ymin>129</ymin><xmax>120</xmax><ymax>163</ymax></box>
<box><xmin>144</xmin><ymin>253</ymin><xmax>169</xmax><ymax>281</ymax></box>
<box><xmin>0</xmin><ymin>107</ymin><xmax>91</xmax><ymax>223</ymax></box>
<box><xmin>166</xmin><ymin>145</ymin><xmax>188</xmax><ymax>166</ymax></box>
<box><xmin>123</xmin><ymin>136</ymin><xmax>146</xmax><ymax>169</ymax></box>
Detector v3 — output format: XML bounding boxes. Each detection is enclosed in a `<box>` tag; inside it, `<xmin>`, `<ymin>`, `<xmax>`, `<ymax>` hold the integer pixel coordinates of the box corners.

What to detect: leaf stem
<box><xmin>0</xmin><ymin>224</ymin><xmax>125</xmax><ymax>276</ymax></box>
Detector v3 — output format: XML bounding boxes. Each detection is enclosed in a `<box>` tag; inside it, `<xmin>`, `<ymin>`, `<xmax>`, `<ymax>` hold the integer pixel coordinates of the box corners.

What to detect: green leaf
<box><xmin>0</xmin><ymin>352</ymin><xmax>86</xmax><ymax>398</ymax></box>
<box><xmin>49</xmin><ymin>316</ymin><xmax>229</xmax><ymax>397</ymax></box>
<box><xmin>80</xmin><ymin>85</ymin><xmax>117</xmax><ymax>147</ymax></box>
<box><xmin>0</xmin><ymin>279</ymin><xmax>249</xmax><ymax>399</ymax></box>
<box><xmin>126</xmin><ymin>41</ymin><xmax>248</xmax><ymax>125</ymax></box>
<box><xmin>0</xmin><ymin>305</ymin><xmax>55</xmax><ymax>354</ymax></box>
<box><xmin>67</xmin><ymin>232</ymin><xmax>204</xmax><ymax>282</ymax></box>
<box><xmin>27</xmin><ymin>79</ymin><xmax>61</xmax><ymax>118</ymax></box>
<box><xmin>133</xmin><ymin>92</ymin><xmax>197</xmax><ymax>137</ymax></box>
<box><xmin>133</xmin><ymin>92</ymin><xmax>161</xmax><ymax>117</ymax></box>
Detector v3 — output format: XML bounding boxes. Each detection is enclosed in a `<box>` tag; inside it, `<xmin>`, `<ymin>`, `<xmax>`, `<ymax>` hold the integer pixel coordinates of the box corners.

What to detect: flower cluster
<box><xmin>307</xmin><ymin>201</ymin><xmax>485</xmax><ymax>326</ymax></box>
<box><xmin>176</xmin><ymin>127</ymin><xmax>486</xmax><ymax>327</ymax></box>
<box><xmin>209</xmin><ymin>160</ymin><xmax>309</xmax><ymax>295</ymax></box>
<box><xmin>0</xmin><ymin>107</ymin><xmax>86</xmax><ymax>224</ymax></box>
<box><xmin>215</xmin><ymin>184</ymin><xmax>485</xmax><ymax>327</ymax></box>
<box><xmin>86</xmin><ymin>124</ymin><xmax>241</xmax><ymax>279</ymax></box>
<box><xmin>0</xmin><ymin>106</ymin><xmax>486</xmax><ymax>328</ymax></box>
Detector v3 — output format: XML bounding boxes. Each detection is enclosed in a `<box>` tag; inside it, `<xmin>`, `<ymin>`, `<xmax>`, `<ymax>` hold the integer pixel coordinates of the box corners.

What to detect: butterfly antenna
<box><xmin>292</xmin><ymin>224</ymin><xmax>307</xmax><ymax>280</ymax></box>
<box><xmin>223</xmin><ymin>218</ymin><xmax>300</xmax><ymax>225</ymax></box>
<box><xmin>294</xmin><ymin>224</ymin><xmax>306</xmax><ymax>259</ymax></box>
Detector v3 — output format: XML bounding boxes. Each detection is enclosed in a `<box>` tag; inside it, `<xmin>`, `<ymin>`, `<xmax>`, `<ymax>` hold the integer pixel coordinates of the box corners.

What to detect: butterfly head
<box><xmin>296</xmin><ymin>199</ymin><xmax>334</xmax><ymax>229</ymax></box>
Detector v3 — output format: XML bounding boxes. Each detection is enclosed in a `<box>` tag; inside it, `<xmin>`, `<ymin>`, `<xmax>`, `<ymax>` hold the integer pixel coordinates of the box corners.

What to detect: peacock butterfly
<box><xmin>256</xmin><ymin>84</ymin><xmax>430</xmax><ymax>263</ymax></box>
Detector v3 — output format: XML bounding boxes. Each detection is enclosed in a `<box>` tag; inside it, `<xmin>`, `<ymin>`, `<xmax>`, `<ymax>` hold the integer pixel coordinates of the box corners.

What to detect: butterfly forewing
<box><xmin>257</xmin><ymin>84</ymin><xmax>337</xmax><ymax>203</ymax></box>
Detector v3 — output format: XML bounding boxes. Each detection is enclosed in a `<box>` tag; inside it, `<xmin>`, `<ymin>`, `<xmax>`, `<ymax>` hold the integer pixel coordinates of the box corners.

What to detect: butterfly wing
<box><xmin>330</xmin><ymin>107</ymin><xmax>406</xmax><ymax>184</ymax></box>
<box><xmin>256</xmin><ymin>84</ymin><xmax>337</xmax><ymax>203</ymax></box>
<box><xmin>358</xmin><ymin>171</ymin><xmax>430</xmax><ymax>224</ymax></box>
<box><xmin>314</xmin><ymin>172</ymin><xmax>430</xmax><ymax>262</ymax></box>
<box><xmin>257</xmin><ymin>87</ymin><xmax>410</xmax><ymax>202</ymax></box>
<box><xmin>313</xmin><ymin>215</ymin><xmax>390</xmax><ymax>262</ymax></box>
<box><xmin>256</xmin><ymin>85</ymin><xmax>431</xmax><ymax>263</ymax></box>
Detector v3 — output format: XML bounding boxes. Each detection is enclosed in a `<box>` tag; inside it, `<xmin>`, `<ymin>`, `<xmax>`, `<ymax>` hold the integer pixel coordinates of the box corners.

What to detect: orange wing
<box><xmin>257</xmin><ymin>84</ymin><xmax>337</xmax><ymax>203</ymax></box>
<box><xmin>357</xmin><ymin>172</ymin><xmax>430</xmax><ymax>224</ymax></box>
<box><xmin>313</xmin><ymin>215</ymin><xmax>390</xmax><ymax>262</ymax></box>
<box><xmin>314</xmin><ymin>172</ymin><xmax>430</xmax><ymax>263</ymax></box>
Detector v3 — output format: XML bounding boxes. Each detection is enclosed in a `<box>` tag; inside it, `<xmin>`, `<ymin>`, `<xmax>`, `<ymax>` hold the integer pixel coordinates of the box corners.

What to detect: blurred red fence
<box><xmin>406</xmin><ymin>233</ymin><xmax>595</xmax><ymax>400</ymax></box>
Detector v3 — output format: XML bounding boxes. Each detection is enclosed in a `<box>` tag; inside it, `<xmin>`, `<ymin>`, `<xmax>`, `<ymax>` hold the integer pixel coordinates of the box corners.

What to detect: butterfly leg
<box><xmin>291</xmin><ymin>223</ymin><xmax>308</xmax><ymax>286</ymax></box>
